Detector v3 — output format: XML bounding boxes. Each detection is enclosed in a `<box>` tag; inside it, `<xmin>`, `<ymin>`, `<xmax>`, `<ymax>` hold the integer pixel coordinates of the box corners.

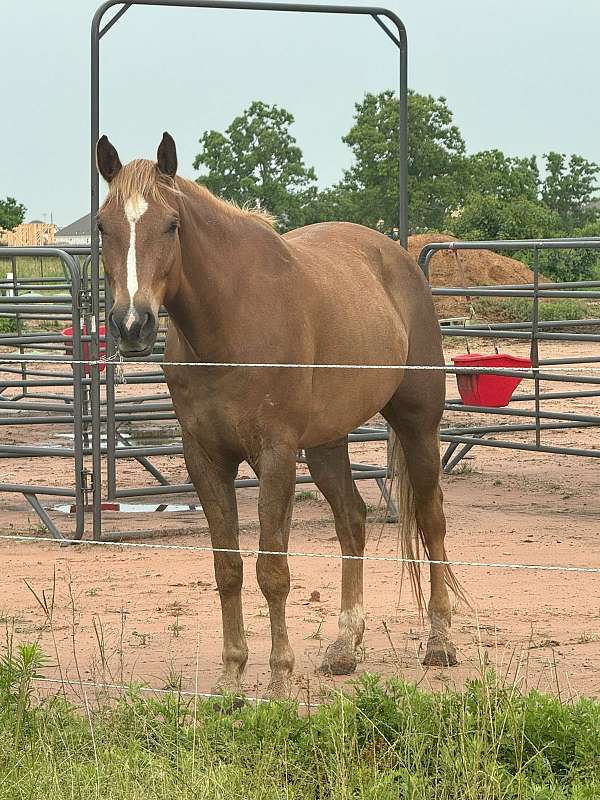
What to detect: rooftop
<box><xmin>56</xmin><ymin>213</ymin><xmax>91</xmax><ymax>237</ymax></box>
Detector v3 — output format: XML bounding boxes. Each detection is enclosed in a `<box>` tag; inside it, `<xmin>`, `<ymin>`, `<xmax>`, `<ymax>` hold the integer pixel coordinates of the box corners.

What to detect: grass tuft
<box><xmin>473</xmin><ymin>297</ymin><xmax>592</xmax><ymax>324</ymax></box>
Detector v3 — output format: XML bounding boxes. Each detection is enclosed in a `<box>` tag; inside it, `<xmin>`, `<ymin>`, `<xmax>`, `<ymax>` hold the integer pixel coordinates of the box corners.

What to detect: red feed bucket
<box><xmin>451</xmin><ymin>353</ymin><xmax>531</xmax><ymax>408</ymax></box>
<box><xmin>62</xmin><ymin>324</ymin><xmax>107</xmax><ymax>376</ymax></box>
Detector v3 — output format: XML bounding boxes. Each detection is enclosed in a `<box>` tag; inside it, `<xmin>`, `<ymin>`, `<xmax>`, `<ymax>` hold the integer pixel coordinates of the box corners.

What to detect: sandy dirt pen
<box><xmin>0</xmin><ymin>339</ymin><xmax>599</xmax><ymax>704</ymax></box>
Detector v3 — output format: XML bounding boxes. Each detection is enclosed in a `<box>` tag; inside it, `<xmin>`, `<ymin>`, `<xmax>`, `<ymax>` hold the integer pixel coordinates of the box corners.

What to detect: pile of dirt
<box><xmin>407</xmin><ymin>233</ymin><xmax>538</xmax><ymax>319</ymax></box>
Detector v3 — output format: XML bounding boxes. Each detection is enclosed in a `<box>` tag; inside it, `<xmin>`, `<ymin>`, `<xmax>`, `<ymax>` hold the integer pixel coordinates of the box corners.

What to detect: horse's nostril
<box><xmin>140</xmin><ymin>311</ymin><xmax>155</xmax><ymax>336</ymax></box>
<box><xmin>109</xmin><ymin>307</ymin><xmax>155</xmax><ymax>345</ymax></box>
<box><xmin>108</xmin><ymin>310</ymin><xmax>119</xmax><ymax>338</ymax></box>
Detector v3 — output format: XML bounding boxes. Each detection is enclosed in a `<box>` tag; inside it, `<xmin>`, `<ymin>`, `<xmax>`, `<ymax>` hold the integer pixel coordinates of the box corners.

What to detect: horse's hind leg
<box><xmin>305</xmin><ymin>438</ymin><xmax>366</xmax><ymax>675</ymax></box>
<box><xmin>382</xmin><ymin>393</ymin><xmax>458</xmax><ymax>667</ymax></box>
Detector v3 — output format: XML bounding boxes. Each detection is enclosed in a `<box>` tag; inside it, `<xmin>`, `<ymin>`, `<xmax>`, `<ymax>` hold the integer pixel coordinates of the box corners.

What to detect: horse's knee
<box><xmin>256</xmin><ymin>554</ymin><xmax>290</xmax><ymax>600</ymax></box>
<box><xmin>214</xmin><ymin>555</ymin><xmax>244</xmax><ymax>598</ymax></box>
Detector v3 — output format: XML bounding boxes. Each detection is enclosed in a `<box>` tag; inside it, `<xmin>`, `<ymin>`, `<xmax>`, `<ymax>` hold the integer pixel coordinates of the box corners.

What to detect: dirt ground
<box><xmin>1</xmin><ymin>339</ymin><xmax>599</xmax><ymax>703</ymax></box>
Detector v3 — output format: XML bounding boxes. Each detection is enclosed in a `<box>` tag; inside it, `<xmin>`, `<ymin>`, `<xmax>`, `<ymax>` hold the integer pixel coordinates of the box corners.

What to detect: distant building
<box><xmin>1</xmin><ymin>220</ymin><xmax>56</xmax><ymax>246</ymax></box>
<box><xmin>55</xmin><ymin>213</ymin><xmax>92</xmax><ymax>247</ymax></box>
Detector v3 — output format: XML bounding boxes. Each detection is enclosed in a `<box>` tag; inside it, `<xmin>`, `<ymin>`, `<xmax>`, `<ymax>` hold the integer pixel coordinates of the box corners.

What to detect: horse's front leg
<box><xmin>181</xmin><ymin>432</ymin><xmax>247</xmax><ymax>694</ymax></box>
<box><xmin>255</xmin><ymin>442</ymin><xmax>297</xmax><ymax>698</ymax></box>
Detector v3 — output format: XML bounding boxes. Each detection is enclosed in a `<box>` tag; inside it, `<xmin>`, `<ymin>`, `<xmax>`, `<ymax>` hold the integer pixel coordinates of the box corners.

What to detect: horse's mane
<box><xmin>103</xmin><ymin>159</ymin><xmax>276</xmax><ymax>229</ymax></box>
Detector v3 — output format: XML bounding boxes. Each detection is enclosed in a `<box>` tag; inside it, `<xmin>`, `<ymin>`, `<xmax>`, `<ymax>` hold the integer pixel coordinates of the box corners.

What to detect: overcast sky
<box><xmin>3</xmin><ymin>0</ymin><xmax>600</xmax><ymax>226</ymax></box>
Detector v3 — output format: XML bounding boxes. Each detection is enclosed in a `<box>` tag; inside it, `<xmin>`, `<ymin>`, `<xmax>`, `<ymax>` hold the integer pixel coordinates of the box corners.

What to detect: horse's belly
<box><xmin>299</xmin><ymin>367</ymin><xmax>403</xmax><ymax>448</ymax></box>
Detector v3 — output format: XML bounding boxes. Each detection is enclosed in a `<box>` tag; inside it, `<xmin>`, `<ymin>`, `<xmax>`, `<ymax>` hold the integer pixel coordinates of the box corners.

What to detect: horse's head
<box><xmin>96</xmin><ymin>133</ymin><xmax>181</xmax><ymax>357</ymax></box>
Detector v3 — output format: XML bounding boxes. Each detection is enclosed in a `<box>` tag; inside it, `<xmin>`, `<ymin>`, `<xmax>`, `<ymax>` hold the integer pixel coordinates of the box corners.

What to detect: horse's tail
<box><xmin>389</xmin><ymin>436</ymin><xmax>468</xmax><ymax>618</ymax></box>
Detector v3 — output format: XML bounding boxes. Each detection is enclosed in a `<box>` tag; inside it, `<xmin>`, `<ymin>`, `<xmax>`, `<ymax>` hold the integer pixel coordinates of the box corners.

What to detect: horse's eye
<box><xmin>168</xmin><ymin>219</ymin><xmax>179</xmax><ymax>234</ymax></box>
<box><xmin>97</xmin><ymin>220</ymin><xmax>104</xmax><ymax>234</ymax></box>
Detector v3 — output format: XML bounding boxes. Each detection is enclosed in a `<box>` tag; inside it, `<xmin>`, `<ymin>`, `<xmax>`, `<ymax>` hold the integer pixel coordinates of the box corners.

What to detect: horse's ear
<box><xmin>157</xmin><ymin>131</ymin><xmax>177</xmax><ymax>178</ymax></box>
<box><xmin>96</xmin><ymin>135</ymin><xmax>122</xmax><ymax>183</ymax></box>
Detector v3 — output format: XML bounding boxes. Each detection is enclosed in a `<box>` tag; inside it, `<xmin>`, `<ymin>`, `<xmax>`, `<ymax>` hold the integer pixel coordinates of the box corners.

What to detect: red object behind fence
<box><xmin>451</xmin><ymin>352</ymin><xmax>531</xmax><ymax>407</ymax></box>
<box><xmin>62</xmin><ymin>324</ymin><xmax>106</xmax><ymax>376</ymax></box>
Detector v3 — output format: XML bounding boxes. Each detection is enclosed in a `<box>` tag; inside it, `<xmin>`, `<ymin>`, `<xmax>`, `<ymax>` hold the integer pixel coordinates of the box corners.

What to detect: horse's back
<box><xmin>284</xmin><ymin>222</ymin><xmax>428</xmax><ymax>310</ymax></box>
<box><xmin>284</xmin><ymin>221</ymin><xmax>439</xmax><ymax>345</ymax></box>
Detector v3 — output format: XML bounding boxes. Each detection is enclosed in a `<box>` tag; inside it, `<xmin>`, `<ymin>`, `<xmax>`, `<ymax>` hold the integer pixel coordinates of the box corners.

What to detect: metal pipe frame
<box><xmin>0</xmin><ymin>247</ymin><xmax>87</xmax><ymax>540</ymax></box>
<box><xmin>91</xmin><ymin>0</ymin><xmax>408</xmax><ymax>538</ymax></box>
<box><xmin>419</xmin><ymin>238</ymin><xmax>600</xmax><ymax>273</ymax></box>
<box><xmin>417</xmin><ymin>238</ymin><xmax>600</xmax><ymax>470</ymax></box>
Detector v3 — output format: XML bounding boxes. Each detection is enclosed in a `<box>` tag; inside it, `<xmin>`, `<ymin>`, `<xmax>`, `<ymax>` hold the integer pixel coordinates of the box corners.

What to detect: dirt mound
<box><xmin>407</xmin><ymin>233</ymin><xmax>537</xmax><ymax>319</ymax></box>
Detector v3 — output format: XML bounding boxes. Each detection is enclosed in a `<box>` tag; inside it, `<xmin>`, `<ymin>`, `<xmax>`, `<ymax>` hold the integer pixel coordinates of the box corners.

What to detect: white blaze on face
<box><xmin>123</xmin><ymin>194</ymin><xmax>149</xmax><ymax>330</ymax></box>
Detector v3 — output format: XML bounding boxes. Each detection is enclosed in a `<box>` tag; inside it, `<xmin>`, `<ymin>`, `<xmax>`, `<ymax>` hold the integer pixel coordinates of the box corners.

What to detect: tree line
<box><xmin>194</xmin><ymin>92</ymin><xmax>600</xmax><ymax>280</ymax></box>
<box><xmin>3</xmin><ymin>91</ymin><xmax>598</xmax><ymax>280</ymax></box>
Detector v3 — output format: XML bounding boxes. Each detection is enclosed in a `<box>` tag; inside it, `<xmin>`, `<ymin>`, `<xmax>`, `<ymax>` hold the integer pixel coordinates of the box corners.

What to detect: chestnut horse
<box><xmin>96</xmin><ymin>132</ymin><xmax>462</xmax><ymax>697</ymax></box>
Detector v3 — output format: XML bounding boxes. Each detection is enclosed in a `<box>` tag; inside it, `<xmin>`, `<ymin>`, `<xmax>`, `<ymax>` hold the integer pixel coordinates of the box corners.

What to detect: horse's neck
<box><xmin>180</xmin><ymin>192</ymin><xmax>238</xmax><ymax>282</ymax></box>
<box><xmin>165</xmin><ymin>187</ymin><xmax>279</xmax><ymax>356</ymax></box>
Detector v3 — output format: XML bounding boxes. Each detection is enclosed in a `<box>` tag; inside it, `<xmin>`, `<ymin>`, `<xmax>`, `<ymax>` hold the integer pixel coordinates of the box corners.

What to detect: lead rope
<box><xmin>105</xmin><ymin>350</ymin><xmax>126</xmax><ymax>384</ymax></box>
<box><xmin>115</xmin><ymin>353</ymin><xmax>126</xmax><ymax>384</ymax></box>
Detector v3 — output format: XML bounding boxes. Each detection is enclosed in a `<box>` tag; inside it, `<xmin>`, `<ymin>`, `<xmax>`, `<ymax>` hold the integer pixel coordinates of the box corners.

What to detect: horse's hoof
<box><xmin>212</xmin><ymin>675</ymin><xmax>243</xmax><ymax>694</ymax></box>
<box><xmin>266</xmin><ymin>675</ymin><xmax>292</xmax><ymax>700</ymax></box>
<box><xmin>422</xmin><ymin>644</ymin><xmax>458</xmax><ymax>667</ymax></box>
<box><xmin>211</xmin><ymin>676</ymin><xmax>245</xmax><ymax>711</ymax></box>
<box><xmin>319</xmin><ymin>641</ymin><xmax>358</xmax><ymax>676</ymax></box>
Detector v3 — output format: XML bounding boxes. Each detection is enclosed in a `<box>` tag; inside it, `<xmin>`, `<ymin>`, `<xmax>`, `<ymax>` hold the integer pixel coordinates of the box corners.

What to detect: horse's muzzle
<box><xmin>108</xmin><ymin>304</ymin><xmax>158</xmax><ymax>358</ymax></box>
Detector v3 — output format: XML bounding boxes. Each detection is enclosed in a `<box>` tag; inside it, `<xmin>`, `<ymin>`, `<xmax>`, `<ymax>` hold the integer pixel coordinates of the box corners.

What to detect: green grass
<box><xmin>0</xmin><ymin>255</ymin><xmax>105</xmax><ymax>280</ymax></box>
<box><xmin>473</xmin><ymin>297</ymin><xmax>593</xmax><ymax>324</ymax></box>
<box><xmin>0</xmin><ymin>255</ymin><xmax>66</xmax><ymax>280</ymax></box>
<box><xmin>1</xmin><ymin>641</ymin><xmax>600</xmax><ymax>798</ymax></box>
<box><xmin>295</xmin><ymin>490</ymin><xmax>318</xmax><ymax>502</ymax></box>
<box><xmin>0</xmin><ymin>317</ymin><xmax>17</xmax><ymax>333</ymax></box>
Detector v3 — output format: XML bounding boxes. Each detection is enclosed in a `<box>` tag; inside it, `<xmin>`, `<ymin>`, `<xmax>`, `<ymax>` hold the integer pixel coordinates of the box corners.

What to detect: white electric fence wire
<box><xmin>0</xmin><ymin>533</ymin><xmax>598</xmax><ymax>574</ymax></box>
<box><xmin>32</xmin><ymin>676</ymin><xmax>320</xmax><ymax>708</ymax></box>
<box><xmin>1</xmin><ymin>356</ymin><xmax>600</xmax><ymax>374</ymax></box>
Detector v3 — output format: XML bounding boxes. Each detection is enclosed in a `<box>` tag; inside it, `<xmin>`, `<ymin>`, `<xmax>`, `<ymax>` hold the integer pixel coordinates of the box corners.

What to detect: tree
<box><xmin>451</xmin><ymin>192</ymin><xmax>600</xmax><ymax>281</ymax></box>
<box><xmin>542</xmin><ymin>219</ymin><xmax>600</xmax><ymax>282</ymax></box>
<box><xmin>0</xmin><ymin>197</ymin><xmax>26</xmax><ymax>232</ymax></box>
<box><xmin>452</xmin><ymin>193</ymin><xmax>561</xmax><ymax>242</ymax></box>
<box><xmin>336</xmin><ymin>90</ymin><xmax>468</xmax><ymax>232</ymax></box>
<box><xmin>465</xmin><ymin>149</ymin><xmax>539</xmax><ymax>202</ymax></box>
<box><xmin>448</xmin><ymin>151</ymin><xmax>600</xmax><ymax>281</ymax></box>
<box><xmin>193</xmin><ymin>101</ymin><xmax>317</xmax><ymax>231</ymax></box>
<box><xmin>299</xmin><ymin>186</ymin><xmax>359</xmax><ymax>227</ymax></box>
<box><xmin>541</xmin><ymin>152</ymin><xmax>599</xmax><ymax>232</ymax></box>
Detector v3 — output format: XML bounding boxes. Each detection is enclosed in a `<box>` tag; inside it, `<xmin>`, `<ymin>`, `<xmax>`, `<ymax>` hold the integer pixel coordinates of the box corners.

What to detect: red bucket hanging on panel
<box><xmin>451</xmin><ymin>352</ymin><xmax>531</xmax><ymax>407</ymax></box>
<box><xmin>62</xmin><ymin>324</ymin><xmax>107</xmax><ymax>377</ymax></box>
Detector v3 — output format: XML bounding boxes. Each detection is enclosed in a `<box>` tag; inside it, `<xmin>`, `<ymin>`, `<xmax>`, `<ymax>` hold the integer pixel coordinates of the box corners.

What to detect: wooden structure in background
<box><xmin>0</xmin><ymin>221</ymin><xmax>56</xmax><ymax>247</ymax></box>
